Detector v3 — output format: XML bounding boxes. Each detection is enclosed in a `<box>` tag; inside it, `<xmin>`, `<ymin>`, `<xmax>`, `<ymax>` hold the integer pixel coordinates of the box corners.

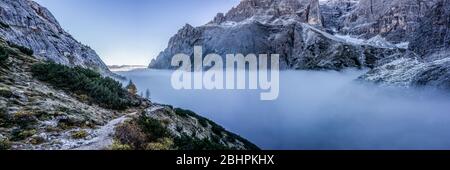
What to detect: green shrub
<box><xmin>11</xmin><ymin>129</ymin><xmax>36</xmax><ymax>141</ymax></box>
<box><xmin>0</xmin><ymin>139</ymin><xmax>11</xmax><ymax>150</ymax></box>
<box><xmin>31</xmin><ymin>62</ymin><xmax>136</xmax><ymax>110</ymax></box>
<box><xmin>173</xmin><ymin>108</ymin><xmax>190</xmax><ymax>118</ymax></box>
<box><xmin>0</xmin><ymin>108</ymin><xmax>10</xmax><ymax>127</ymax></box>
<box><xmin>7</xmin><ymin>42</ymin><xmax>33</xmax><ymax>56</ymax></box>
<box><xmin>223</xmin><ymin>132</ymin><xmax>260</xmax><ymax>150</ymax></box>
<box><xmin>114</xmin><ymin>120</ymin><xmax>148</xmax><ymax>149</ymax></box>
<box><xmin>71</xmin><ymin>130</ymin><xmax>89</xmax><ymax>139</ymax></box>
<box><xmin>198</xmin><ymin>119</ymin><xmax>208</xmax><ymax>128</ymax></box>
<box><xmin>0</xmin><ymin>21</ymin><xmax>10</xmax><ymax>29</ymax></box>
<box><xmin>137</xmin><ymin>114</ymin><xmax>169</xmax><ymax>141</ymax></box>
<box><xmin>0</xmin><ymin>87</ymin><xmax>13</xmax><ymax>98</ymax></box>
<box><xmin>111</xmin><ymin>140</ymin><xmax>132</xmax><ymax>150</ymax></box>
<box><xmin>114</xmin><ymin>114</ymin><xmax>172</xmax><ymax>150</ymax></box>
<box><xmin>0</xmin><ymin>46</ymin><xmax>10</xmax><ymax>64</ymax></box>
<box><xmin>12</xmin><ymin>111</ymin><xmax>38</xmax><ymax>128</ymax></box>
<box><xmin>30</xmin><ymin>136</ymin><xmax>46</xmax><ymax>145</ymax></box>
<box><xmin>211</xmin><ymin>123</ymin><xmax>225</xmax><ymax>137</ymax></box>
<box><xmin>174</xmin><ymin>108</ymin><xmax>208</xmax><ymax>127</ymax></box>
<box><xmin>175</xmin><ymin>125</ymin><xmax>183</xmax><ymax>133</ymax></box>
<box><xmin>174</xmin><ymin>135</ymin><xmax>229</xmax><ymax>150</ymax></box>
<box><xmin>145</xmin><ymin>138</ymin><xmax>174</xmax><ymax>150</ymax></box>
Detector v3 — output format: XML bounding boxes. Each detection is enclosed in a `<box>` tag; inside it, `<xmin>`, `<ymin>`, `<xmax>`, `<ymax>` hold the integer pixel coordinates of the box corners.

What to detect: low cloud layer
<box><xmin>119</xmin><ymin>69</ymin><xmax>450</xmax><ymax>149</ymax></box>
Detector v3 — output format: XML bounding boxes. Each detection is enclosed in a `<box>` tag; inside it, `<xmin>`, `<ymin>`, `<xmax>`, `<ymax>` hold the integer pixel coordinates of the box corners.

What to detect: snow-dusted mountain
<box><xmin>0</xmin><ymin>0</ymin><xmax>110</xmax><ymax>75</ymax></box>
<box><xmin>361</xmin><ymin>0</ymin><xmax>450</xmax><ymax>90</ymax></box>
<box><xmin>337</xmin><ymin>0</ymin><xmax>441</xmax><ymax>42</ymax></box>
<box><xmin>149</xmin><ymin>0</ymin><xmax>449</xmax><ymax>91</ymax></box>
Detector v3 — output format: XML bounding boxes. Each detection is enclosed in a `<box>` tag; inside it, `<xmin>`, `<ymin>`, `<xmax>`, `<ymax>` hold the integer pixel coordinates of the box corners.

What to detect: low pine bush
<box><xmin>31</xmin><ymin>62</ymin><xmax>137</xmax><ymax>110</ymax></box>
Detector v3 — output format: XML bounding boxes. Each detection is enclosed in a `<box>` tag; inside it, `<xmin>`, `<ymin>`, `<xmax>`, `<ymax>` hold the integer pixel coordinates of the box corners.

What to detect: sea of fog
<box><xmin>116</xmin><ymin>69</ymin><xmax>450</xmax><ymax>150</ymax></box>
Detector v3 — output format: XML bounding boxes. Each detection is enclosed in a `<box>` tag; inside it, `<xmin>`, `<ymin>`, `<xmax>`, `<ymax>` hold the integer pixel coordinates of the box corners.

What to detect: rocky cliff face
<box><xmin>150</xmin><ymin>0</ymin><xmax>449</xmax><ymax>91</ymax></box>
<box><xmin>149</xmin><ymin>22</ymin><xmax>403</xmax><ymax>71</ymax></box>
<box><xmin>336</xmin><ymin>0</ymin><xmax>440</xmax><ymax>43</ymax></box>
<box><xmin>0</xmin><ymin>0</ymin><xmax>110</xmax><ymax>75</ymax></box>
<box><xmin>360</xmin><ymin>0</ymin><xmax>450</xmax><ymax>91</ymax></box>
<box><xmin>150</xmin><ymin>0</ymin><xmax>404</xmax><ymax>71</ymax></box>
<box><xmin>150</xmin><ymin>0</ymin><xmax>325</xmax><ymax>69</ymax></box>
<box><xmin>410</xmin><ymin>0</ymin><xmax>450</xmax><ymax>56</ymax></box>
<box><xmin>319</xmin><ymin>0</ymin><xmax>359</xmax><ymax>31</ymax></box>
<box><xmin>209</xmin><ymin>0</ymin><xmax>323</xmax><ymax>26</ymax></box>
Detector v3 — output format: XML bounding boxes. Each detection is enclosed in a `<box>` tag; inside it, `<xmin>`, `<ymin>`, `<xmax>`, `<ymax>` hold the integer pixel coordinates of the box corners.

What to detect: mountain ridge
<box><xmin>149</xmin><ymin>0</ymin><xmax>449</xmax><ymax>91</ymax></box>
<box><xmin>149</xmin><ymin>0</ymin><xmax>406</xmax><ymax>71</ymax></box>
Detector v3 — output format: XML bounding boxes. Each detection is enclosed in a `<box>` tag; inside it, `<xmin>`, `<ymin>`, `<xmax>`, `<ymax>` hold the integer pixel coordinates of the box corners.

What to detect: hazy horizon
<box><xmin>34</xmin><ymin>0</ymin><xmax>240</xmax><ymax>66</ymax></box>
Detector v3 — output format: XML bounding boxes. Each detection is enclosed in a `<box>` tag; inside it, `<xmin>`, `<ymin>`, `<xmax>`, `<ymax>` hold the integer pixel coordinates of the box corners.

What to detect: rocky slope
<box><xmin>359</xmin><ymin>0</ymin><xmax>450</xmax><ymax>90</ymax></box>
<box><xmin>113</xmin><ymin>106</ymin><xmax>259</xmax><ymax>150</ymax></box>
<box><xmin>360</xmin><ymin>51</ymin><xmax>450</xmax><ymax>90</ymax></box>
<box><xmin>0</xmin><ymin>0</ymin><xmax>111</xmax><ymax>75</ymax></box>
<box><xmin>409</xmin><ymin>0</ymin><xmax>450</xmax><ymax>56</ymax></box>
<box><xmin>0</xmin><ymin>38</ymin><xmax>121</xmax><ymax>149</ymax></box>
<box><xmin>0</xmin><ymin>38</ymin><xmax>258</xmax><ymax>150</ymax></box>
<box><xmin>319</xmin><ymin>0</ymin><xmax>359</xmax><ymax>31</ymax></box>
<box><xmin>336</xmin><ymin>0</ymin><xmax>441</xmax><ymax>43</ymax></box>
<box><xmin>150</xmin><ymin>0</ymin><xmax>449</xmax><ymax>91</ymax></box>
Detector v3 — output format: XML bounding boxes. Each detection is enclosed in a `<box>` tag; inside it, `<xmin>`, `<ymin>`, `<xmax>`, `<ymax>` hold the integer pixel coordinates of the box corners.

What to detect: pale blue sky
<box><xmin>34</xmin><ymin>0</ymin><xmax>240</xmax><ymax>65</ymax></box>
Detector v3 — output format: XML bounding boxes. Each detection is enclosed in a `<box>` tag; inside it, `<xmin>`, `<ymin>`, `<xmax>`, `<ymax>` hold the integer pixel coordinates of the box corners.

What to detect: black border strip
<box><xmin>2</xmin><ymin>150</ymin><xmax>450</xmax><ymax>169</ymax></box>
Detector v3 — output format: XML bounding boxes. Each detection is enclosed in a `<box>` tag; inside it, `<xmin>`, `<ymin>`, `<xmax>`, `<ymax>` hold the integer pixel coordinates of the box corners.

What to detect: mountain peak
<box><xmin>209</xmin><ymin>0</ymin><xmax>323</xmax><ymax>26</ymax></box>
